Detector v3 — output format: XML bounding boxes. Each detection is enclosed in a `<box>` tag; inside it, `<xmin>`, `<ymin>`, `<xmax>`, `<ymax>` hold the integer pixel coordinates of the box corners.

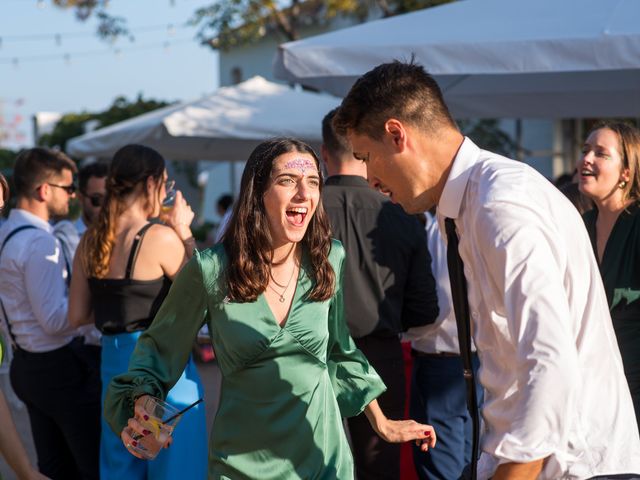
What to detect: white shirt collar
<box><xmin>438</xmin><ymin>137</ymin><xmax>480</xmax><ymax>220</ymax></box>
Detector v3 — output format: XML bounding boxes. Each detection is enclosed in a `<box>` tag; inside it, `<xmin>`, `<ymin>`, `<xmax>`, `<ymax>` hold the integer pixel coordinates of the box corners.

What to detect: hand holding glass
<box><xmin>160</xmin><ymin>189</ymin><xmax>195</xmax><ymax>235</ymax></box>
<box><xmin>161</xmin><ymin>180</ymin><xmax>176</xmax><ymax>214</ymax></box>
<box><xmin>122</xmin><ymin>396</ymin><xmax>182</xmax><ymax>460</ymax></box>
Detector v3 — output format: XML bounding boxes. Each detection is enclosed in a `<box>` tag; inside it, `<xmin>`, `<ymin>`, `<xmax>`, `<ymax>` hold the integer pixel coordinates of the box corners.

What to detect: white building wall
<box><xmin>219</xmin><ymin>16</ymin><xmax>361</xmax><ymax>86</ymax></box>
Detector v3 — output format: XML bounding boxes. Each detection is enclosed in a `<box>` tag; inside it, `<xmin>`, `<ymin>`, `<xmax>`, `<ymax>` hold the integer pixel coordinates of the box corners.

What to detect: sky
<box><xmin>0</xmin><ymin>0</ymin><xmax>219</xmax><ymax>149</ymax></box>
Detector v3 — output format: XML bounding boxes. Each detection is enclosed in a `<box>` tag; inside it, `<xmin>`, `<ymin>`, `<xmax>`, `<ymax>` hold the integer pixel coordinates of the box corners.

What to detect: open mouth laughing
<box><xmin>286</xmin><ymin>207</ymin><xmax>308</xmax><ymax>226</ymax></box>
<box><xmin>580</xmin><ymin>168</ymin><xmax>596</xmax><ymax>178</ymax></box>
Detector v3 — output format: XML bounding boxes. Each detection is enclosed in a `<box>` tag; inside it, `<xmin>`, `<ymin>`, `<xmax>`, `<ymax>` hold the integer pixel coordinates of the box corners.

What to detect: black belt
<box><xmin>411</xmin><ymin>348</ymin><xmax>460</xmax><ymax>358</ymax></box>
<box><xmin>13</xmin><ymin>336</ymin><xmax>84</xmax><ymax>358</ymax></box>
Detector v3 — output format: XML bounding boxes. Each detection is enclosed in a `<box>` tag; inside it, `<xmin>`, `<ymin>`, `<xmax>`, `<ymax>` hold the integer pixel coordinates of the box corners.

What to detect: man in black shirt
<box><xmin>321</xmin><ymin>108</ymin><xmax>439</xmax><ymax>480</ymax></box>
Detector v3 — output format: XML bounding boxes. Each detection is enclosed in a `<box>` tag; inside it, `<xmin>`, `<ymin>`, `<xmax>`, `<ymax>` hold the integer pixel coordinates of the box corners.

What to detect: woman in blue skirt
<box><xmin>69</xmin><ymin>145</ymin><xmax>207</xmax><ymax>480</ymax></box>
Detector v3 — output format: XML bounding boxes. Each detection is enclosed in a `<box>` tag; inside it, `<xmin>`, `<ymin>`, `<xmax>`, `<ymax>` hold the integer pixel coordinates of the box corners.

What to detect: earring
<box><xmin>619</xmin><ymin>180</ymin><xmax>628</xmax><ymax>189</ymax></box>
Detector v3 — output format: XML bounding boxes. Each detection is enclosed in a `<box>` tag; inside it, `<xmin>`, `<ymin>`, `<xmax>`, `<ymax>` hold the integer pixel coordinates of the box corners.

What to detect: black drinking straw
<box><xmin>163</xmin><ymin>398</ymin><xmax>203</xmax><ymax>424</ymax></box>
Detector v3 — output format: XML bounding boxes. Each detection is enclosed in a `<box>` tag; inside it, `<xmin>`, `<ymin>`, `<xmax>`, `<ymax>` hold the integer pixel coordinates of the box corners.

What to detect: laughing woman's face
<box><xmin>262</xmin><ymin>151</ymin><xmax>321</xmax><ymax>249</ymax></box>
<box><xmin>578</xmin><ymin>128</ymin><xmax>629</xmax><ymax>205</ymax></box>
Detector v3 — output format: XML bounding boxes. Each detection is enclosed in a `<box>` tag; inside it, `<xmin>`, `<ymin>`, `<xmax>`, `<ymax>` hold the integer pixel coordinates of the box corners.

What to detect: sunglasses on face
<box><xmin>83</xmin><ymin>193</ymin><xmax>105</xmax><ymax>208</ymax></box>
<box><xmin>47</xmin><ymin>182</ymin><xmax>77</xmax><ymax>195</ymax></box>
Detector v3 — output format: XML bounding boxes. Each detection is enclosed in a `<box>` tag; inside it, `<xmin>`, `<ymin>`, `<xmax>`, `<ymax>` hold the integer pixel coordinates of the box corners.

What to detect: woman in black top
<box><xmin>68</xmin><ymin>145</ymin><xmax>207</xmax><ymax>480</ymax></box>
<box><xmin>578</xmin><ymin>122</ymin><xmax>640</xmax><ymax>429</ymax></box>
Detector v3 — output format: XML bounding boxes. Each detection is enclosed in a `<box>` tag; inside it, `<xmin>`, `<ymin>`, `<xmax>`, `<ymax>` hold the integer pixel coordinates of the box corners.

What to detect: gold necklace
<box><xmin>267</xmin><ymin>263</ymin><xmax>297</xmax><ymax>303</ymax></box>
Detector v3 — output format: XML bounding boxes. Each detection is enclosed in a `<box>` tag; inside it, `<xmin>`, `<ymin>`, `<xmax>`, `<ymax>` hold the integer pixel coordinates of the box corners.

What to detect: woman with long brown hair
<box><xmin>103</xmin><ymin>138</ymin><xmax>435</xmax><ymax>479</ymax></box>
<box><xmin>578</xmin><ymin>121</ymin><xmax>640</xmax><ymax>429</ymax></box>
<box><xmin>68</xmin><ymin>145</ymin><xmax>207</xmax><ymax>480</ymax></box>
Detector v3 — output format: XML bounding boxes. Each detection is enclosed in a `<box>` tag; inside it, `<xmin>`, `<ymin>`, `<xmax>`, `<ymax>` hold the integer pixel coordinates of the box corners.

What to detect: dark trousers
<box><xmin>410</xmin><ymin>352</ymin><xmax>482</xmax><ymax>480</ymax></box>
<box><xmin>347</xmin><ymin>335</ymin><xmax>405</xmax><ymax>480</ymax></box>
<box><xmin>10</xmin><ymin>340</ymin><xmax>101</xmax><ymax>480</ymax></box>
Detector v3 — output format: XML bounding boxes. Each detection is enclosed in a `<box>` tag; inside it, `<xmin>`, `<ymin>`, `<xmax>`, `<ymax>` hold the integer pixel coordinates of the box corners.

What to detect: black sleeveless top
<box><xmin>89</xmin><ymin>224</ymin><xmax>172</xmax><ymax>335</ymax></box>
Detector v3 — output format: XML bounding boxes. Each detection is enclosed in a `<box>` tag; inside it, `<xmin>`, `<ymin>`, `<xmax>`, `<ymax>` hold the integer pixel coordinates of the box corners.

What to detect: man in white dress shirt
<box><xmin>334</xmin><ymin>61</ymin><xmax>640</xmax><ymax>479</ymax></box>
<box><xmin>0</xmin><ymin>148</ymin><xmax>100</xmax><ymax>479</ymax></box>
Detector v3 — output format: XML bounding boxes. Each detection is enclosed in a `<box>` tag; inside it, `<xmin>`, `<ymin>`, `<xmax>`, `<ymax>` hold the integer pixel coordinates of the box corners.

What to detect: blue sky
<box><xmin>0</xmin><ymin>0</ymin><xmax>219</xmax><ymax>148</ymax></box>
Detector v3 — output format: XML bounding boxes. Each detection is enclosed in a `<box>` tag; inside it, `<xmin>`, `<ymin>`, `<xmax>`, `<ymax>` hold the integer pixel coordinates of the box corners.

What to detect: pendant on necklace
<box><xmin>279</xmin><ymin>296</ymin><xmax>285</xmax><ymax>303</ymax></box>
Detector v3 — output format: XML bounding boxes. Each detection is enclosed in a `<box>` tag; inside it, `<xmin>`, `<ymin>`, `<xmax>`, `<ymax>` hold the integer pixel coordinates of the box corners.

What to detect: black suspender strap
<box><xmin>0</xmin><ymin>225</ymin><xmax>38</xmax><ymax>350</ymax></box>
<box><xmin>445</xmin><ymin>217</ymin><xmax>480</xmax><ymax>480</ymax></box>
<box><xmin>124</xmin><ymin>223</ymin><xmax>153</xmax><ymax>279</ymax></box>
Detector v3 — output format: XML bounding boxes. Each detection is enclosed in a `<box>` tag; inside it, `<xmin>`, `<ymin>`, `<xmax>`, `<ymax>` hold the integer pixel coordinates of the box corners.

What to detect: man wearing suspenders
<box><xmin>0</xmin><ymin>148</ymin><xmax>100</xmax><ymax>480</ymax></box>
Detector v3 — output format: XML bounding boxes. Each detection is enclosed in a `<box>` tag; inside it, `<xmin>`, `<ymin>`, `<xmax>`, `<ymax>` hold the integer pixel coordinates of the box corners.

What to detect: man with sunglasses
<box><xmin>76</xmin><ymin>162</ymin><xmax>107</xmax><ymax>235</ymax></box>
<box><xmin>54</xmin><ymin>162</ymin><xmax>107</xmax><ymax>261</ymax></box>
<box><xmin>0</xmin><ymin>148</ymin><xmax>100</xmax><ymax>479</ymax></box>
<box><xmin>53</xmin><ymin>162</ymin><xmax>109</xmax><ymax>372</ymax></box>
<box><xmin>53</xmin><ymin>161</ymin><xmax>108</xmax><ymax>288</ymax></box>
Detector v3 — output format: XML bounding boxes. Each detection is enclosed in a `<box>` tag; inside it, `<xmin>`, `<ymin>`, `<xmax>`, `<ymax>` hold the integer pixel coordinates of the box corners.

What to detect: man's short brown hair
<box><xmin>333</xmin><ymin>60</ymin><xmax>456</xmax><ymax>139</ymax></box>
<box><xmin>322</xmin><ymin>107</ymin><xmax>351</xmax><ymax>158</ymax></box>
<box><xmin>13</xmin><ymin>148</ymin><xmax>77</xmax><ymax>198</ymax></box>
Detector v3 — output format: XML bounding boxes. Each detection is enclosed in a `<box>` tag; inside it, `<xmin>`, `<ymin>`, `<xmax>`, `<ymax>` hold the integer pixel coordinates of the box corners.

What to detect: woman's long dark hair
<box><xmin>223</xmin><ymin>138</ymin><xmax>334</xmax><ymax>302</ymax></box>
<box><xmin>81</xmin><ymin>144</ymin><xmax>165</xmax><ymax>278</ymax></box>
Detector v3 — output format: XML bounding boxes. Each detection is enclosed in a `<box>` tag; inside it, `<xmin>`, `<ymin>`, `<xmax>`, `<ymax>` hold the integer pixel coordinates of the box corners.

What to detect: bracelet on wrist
<box><xmin>182</xmin><ymin>236</ymin><xmax>196</xmax><ymax>256</ymax></box>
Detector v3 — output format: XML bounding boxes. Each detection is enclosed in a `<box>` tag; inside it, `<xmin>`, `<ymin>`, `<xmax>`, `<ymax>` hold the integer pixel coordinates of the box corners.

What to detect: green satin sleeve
<box><xmin>103</xmin><ymin>252</ymin><xmax>209</xmax><ymax>436</ymax></box>
<box><xmin>326</xmin><ymin>241</ymin><xmax>386</xmax><ymax>418</ymax></box>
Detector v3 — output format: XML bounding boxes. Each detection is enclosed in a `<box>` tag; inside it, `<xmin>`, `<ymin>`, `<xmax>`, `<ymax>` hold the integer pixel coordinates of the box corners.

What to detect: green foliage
<box><xmin>55</xmin><ymin>0</ymin><xmax>455</xmax><ymax>50</ymax></box>
<box><xmin>392</xmin><ymin>0</ymin><xmax>455</xmax><ymax>15</ymax></box>
<box><xmin>0</xmin><ymin>148</ymin><xmax>18</xmax><ymax>174</ymax></box>
<box><xmin>39</xmin><ymin>94</ymin><xmax>170</xmax><ymax>153</ymax></box>
<box><xmin>51</xmin><ymin>1</ymin><xmax>129</xmax><ymax>41</ymax></box>
<box><xmin>0</xmin><ymin>148</ymin><xmax>18</xmax><ymax>216</ymax></box>
<box><xmin>192</xmin><ymin>0</ymin><xmax>456</xmax><ymax>50</ymax></box>
<box><xmin>98</xmin><ymin>95</ymin><xmax>170</xmax><ymax>127</ymax></box>
<box><xmin>458</xmin><ymin>119</ymin><xmax>518</xmax><ymax>158</ymax></box>
<box><xmin>39</xmin><ymin>113</ymin><xmax>93</xmax><ymax>153</ymax></box>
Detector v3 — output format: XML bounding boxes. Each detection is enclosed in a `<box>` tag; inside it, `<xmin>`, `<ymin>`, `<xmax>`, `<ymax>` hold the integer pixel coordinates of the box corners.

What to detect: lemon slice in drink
<box><xmin>146</xmin><ymin>417</ymin><xmax>163</xmax><ymax>438</ymax></box>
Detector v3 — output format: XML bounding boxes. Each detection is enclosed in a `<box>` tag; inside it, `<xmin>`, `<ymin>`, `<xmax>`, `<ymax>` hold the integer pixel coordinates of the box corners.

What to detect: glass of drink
<box><xmin>124</xmin><ymin>396</ymin><xmax>182</xmax><ymax>460</ymax></box>
<box><xmin>161</xmin><ymin>179</ymin><xmax>176</xmax><ymax>215</ymax></box>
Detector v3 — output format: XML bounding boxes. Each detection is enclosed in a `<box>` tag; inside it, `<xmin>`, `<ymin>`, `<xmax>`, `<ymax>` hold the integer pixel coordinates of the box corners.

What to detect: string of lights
<box><xmin>0</xmin><ymin>23</ymin><xmax>185</xmax><ymax>44</ymax></box>
<box><xmin>0</xmin><ymin>37</ymin><xmax>195</xmax><ymax>66</ymax></box>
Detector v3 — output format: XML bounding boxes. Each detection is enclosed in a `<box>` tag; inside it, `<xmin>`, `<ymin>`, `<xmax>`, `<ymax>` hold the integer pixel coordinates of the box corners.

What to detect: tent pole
<box><xmin>515</xmin><ymin>119</ymin><xmax>524</xmax><ymax>162</ymax></box>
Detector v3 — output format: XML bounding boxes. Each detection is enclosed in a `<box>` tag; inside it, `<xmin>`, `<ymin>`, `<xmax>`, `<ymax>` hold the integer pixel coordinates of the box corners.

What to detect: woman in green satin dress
<box><xmin>578</xmin><ymin>122</ymin><xmax>640</xmax><ymax>430</ymax></box>
<box><xmin>103</xmin><ymin>138</ymin><xmax>436</xmax><ymax>479</ymax></box>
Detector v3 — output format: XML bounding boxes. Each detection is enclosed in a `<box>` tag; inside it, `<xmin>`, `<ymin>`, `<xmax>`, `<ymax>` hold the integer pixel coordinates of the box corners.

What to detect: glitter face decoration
<box><xmin>283</xmin><ymin>158</ymin><xmax>317</xmax><ymax>175</ymax></box>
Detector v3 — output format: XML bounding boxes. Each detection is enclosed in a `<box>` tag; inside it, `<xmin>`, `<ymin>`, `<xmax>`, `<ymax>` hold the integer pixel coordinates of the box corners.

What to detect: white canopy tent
<box><xmin>273</xmin><ymin>0</ymin><xmax>640</xmax><ymax>119</ymax></box>
<box><xmin>67</xmin><ymin>76</ymin><xmax>340</xmax><ymax>160</ymax></box>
